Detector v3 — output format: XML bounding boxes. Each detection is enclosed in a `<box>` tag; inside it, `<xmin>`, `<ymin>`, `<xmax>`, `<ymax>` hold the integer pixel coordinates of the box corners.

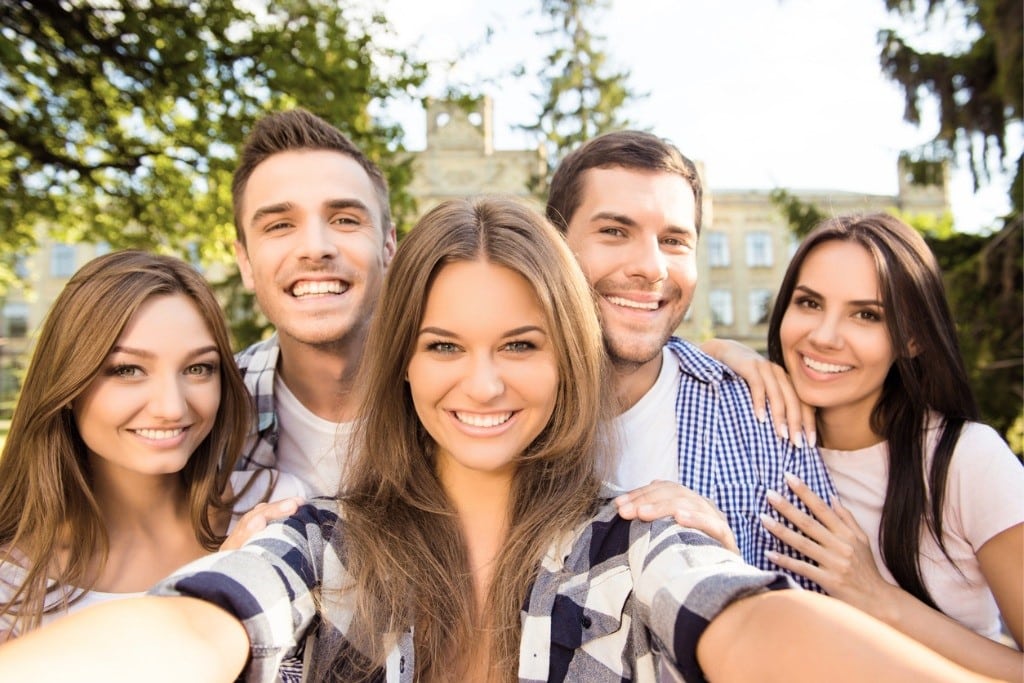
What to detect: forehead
<box><xmin>799</xmin><ymin>240</ymin><xmax>880</xmax><ymax>294</ymax></box>
<box><xmin>241</xmin><ymin>149</ymin><xmax>382</xmax><ymax>222</ymax></box>
<box><xmin>422</xmin><ymin>260</ymin><xmax>544</xmax><ymax>324</ymax></box>
<box><xmin>116</xmin><ymin>294</ymin><xmax>214</xmax><ymax>346</ymax></box>
<box><xmin>573</xmin><ymin>166</ymin><xmax>696</xmax><ymax>225</ymax></box>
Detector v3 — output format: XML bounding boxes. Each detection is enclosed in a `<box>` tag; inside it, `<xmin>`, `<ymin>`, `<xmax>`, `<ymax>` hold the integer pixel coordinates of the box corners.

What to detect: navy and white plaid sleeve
<box><xmin>149</xmin><ymin>500</ymin><xmax>338</xmax><ymax>682</ymax></box>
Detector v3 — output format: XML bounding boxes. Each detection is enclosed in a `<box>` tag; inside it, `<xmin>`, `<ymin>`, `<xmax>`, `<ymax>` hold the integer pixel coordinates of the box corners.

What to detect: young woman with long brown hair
<box><xmin>0</xmin><ymin>250</ymin><xmax>304</xmax><ymax>640</ymax></box>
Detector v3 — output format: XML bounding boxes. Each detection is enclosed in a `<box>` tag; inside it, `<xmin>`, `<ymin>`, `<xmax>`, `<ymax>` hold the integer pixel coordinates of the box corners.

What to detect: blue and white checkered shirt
<box><xmin>152</xmin><ymin>497</ymin><xmax>793</xmax><ymax>682</ymax></box>
<box><xmin>655</xmin><ymin>337</ymin><xmax>837</xmax><ymax>591</ymax></box>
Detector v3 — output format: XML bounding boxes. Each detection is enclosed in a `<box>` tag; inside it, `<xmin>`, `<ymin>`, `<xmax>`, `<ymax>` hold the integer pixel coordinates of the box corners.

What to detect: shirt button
<box><xmin>580</xmin><ymin>615</ymin><xmax>592</xmax><ymax>629</ymax></box>
<box><xmin>400</xmin><ymin>656</ymin><xmax>405</xmax><ymax>673</ymax></box>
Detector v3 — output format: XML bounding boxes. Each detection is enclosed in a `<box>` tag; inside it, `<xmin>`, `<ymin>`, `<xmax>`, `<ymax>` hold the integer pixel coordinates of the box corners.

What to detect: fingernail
<box><xmin>808</xmin><ymin>430</ymin><xmax>817</xmax><ymax>448</ymax></box>
<box><xmin>764</xmin><ymin>549</ymin><xmax>779</xmax><ymax>561</ymax></box>
<box><xmin>759</xmin><ymin>512</ymin><xmax>777</xmax><ymax>527</ymax></box>
<box><xmin>783</xmin><ymin>472</ymin><xmax>803</xmax><ymax>487</ymax></box>
<box><xmin>765</xmin><ymin>489</ymin><xmax>782</xmax><ymax>504</ymax></box>
<box><xmin>795</xmin><ymin>431</ymin><xmax>805</xmax><ymax>448</ymax></box>
<box><xmin>755</xmin><ymin>408</ymin><xmax>766</xmax><ymax>423</ymax></box>
<box><xmin>778</xmin><ymin>424</ymin><xmax>789</xmax><ymax>441</ymax></box>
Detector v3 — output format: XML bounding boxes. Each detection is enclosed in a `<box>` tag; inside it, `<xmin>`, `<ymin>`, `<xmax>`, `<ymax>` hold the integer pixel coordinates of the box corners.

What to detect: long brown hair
<box><xmin>338</xmin><ymin>197</ymin><xmax>612</xmax><ymax>681</ymax></box>
<box><xmin>0</xmin><ymin>250</ymin><xmax>252</xmax><ymax>634</ymax></box>
<box><xmin>767</xmin><ymin>213</ymin><xmax>979</xmax><ymax>609</ymax></box>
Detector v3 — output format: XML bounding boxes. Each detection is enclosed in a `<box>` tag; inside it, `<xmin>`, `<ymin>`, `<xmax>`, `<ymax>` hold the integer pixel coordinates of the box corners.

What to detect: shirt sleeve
<box><xmin>149</xmin><ymin>500</ymin><xmax>338</xmax><ymax>683</ymax></box>
<box><xmin>631</xmin><ymin>518</ymin><xmax>794</xmax><ymax>682</ymax></box>
<box><xmin>947</xmin><ymin>422</ymin><xmax>1024</xmax><ymax>551</ymax></box>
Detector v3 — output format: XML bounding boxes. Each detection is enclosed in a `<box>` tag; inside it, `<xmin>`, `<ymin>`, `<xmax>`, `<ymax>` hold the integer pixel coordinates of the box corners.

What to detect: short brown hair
<box><xmin>546</xmin><ymin>130</ymin><xmax>703</xmax><ymax>233</ymax></box>
<box><xmin>231</xmin><ymin>108</ymin><xmax>391</xmax><ymax>244</ymax></box>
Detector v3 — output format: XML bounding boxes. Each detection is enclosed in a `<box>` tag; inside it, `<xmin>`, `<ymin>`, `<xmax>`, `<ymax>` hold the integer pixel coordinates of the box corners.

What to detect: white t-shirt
<box><xmin>0</xmin><ymin>469</ymin><xmax>307</xmax><ymax>635</ymax></box>
<box><xmin>274</xmin><ymin>374</ymin><xmax>354</xmax><ymax>497</ymax></box>
<box><xmin>820</xmin><ymin>418</ymin><xmax>1024</xmax><ymax>640</ymax></box>
<box><xmin>606</xmin><ymin>347</ymin><xmax>681</xmax><ymax>492</ymax></box>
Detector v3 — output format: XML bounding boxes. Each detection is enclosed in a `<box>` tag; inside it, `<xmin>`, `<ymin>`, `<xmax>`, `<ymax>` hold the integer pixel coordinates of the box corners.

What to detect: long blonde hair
<box><xmin>0</xmin><ymin>250</ymin><xmax>252</xmax><ymax>634</ymax></box>
<box><xmin>338</xmin><ymin>197</ymin><xmax>612</xmax><ymax>680</ymax></box>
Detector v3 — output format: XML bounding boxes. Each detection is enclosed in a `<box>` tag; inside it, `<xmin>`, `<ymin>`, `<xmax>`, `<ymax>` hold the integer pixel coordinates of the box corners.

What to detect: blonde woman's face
<box><xmin>73</xmin><ymin>294</ymin><xmax>222</xmax><ymax>483</ymax></box>
<box><xmin>406</xmin><ymin>260</ymin><xmax>559</xmax><ymax>487</ymax></box>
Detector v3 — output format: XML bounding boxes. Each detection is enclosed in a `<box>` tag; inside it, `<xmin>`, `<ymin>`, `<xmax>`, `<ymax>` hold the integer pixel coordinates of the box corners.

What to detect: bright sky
<box><xmin>374</xmin><ymin>0</ymin><xmax>1019</xmax><ymax>232</ymax></box>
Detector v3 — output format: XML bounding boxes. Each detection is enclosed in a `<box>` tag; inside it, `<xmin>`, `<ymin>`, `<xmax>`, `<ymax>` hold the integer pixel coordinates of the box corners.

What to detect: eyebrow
<box><xmin>590</xmin><ymin>211</ymin><xmax>696</xmax><ymax>236</ymax></box>
<box><xmin>249</xmin><ymin>198</ymin><xmax>374</xmax><ymax>227</ymax></box>
<box><xmin>109</xmin><ymin>345</ymin><xmax>220</xmax><ymax>360</ymax></box>
<box><xmin>793</xmin><ymin>285</ymin><xmax>884</xmax><ymax>308</ymax></box>
<box><xmin>418</xmin><ymin>325</ymin><xmax>547</xmax><ymax>338</ymax></box>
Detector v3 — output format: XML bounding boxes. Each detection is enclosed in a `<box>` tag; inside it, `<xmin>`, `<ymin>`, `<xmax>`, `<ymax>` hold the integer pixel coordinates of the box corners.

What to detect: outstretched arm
<box><xmin>698</xmin><ymin>590</ymin><xmax>994</xmax><ymax>683</ymax></box>
<box><xmin>763</xmin><ymin>474</ymin><xmax>1023</xmax><ymax>681</ymax></box>
<box><xmin>0</xmin><ymin>596</ymin><xmax>248</xmax><ymax>682</ymax></box>
<box><xmin>700</xmin><ymin>337</ymin><xmax>815</xmax><ymax>446</ymax></box>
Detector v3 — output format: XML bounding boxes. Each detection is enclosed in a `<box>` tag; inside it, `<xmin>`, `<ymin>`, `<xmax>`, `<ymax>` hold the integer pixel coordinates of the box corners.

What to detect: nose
<box><xmin>295</xmin><ymin>220</ymin><xmax>338</xmax><ymax>261</ymax></box>
<box><xmin>625</xmin><ymin>235</ymin><xmax>668</xmax><ymax>283</ymax></box>
<box><xmin>462</xmin><ymin>353</ymin><xmax>505</xmax><ymax>403</ymax></box>
<box><xmin>807</xmin><ymin>313</ymin><xmax>844</xmax><ymax>349</ymax></box>
<box><xmin>149</xmin><ymin>374</ymin><xmax>188</xmax><ymax>421</ymax></box>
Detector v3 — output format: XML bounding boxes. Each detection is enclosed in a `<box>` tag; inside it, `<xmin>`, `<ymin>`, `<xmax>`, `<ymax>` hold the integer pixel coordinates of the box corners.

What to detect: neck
<box><xmin>817</xmin><ymin>406</ymin><xmax>885</xmax><ymax>451</ymax></box>
<box><xmin>439</xmin><ymin>464</ymin><xmax>512</xmax><ymax>607</ymax></box>
<box><xmin>610</xmin><ymin>350</ymin><xmax>664</xmax><ymax>413</ymax></box>
<box><xmin>90</xmin><ymin>467</ymin><xmax>187</xmax><ymax>532</ymax></box>
<box><xmin>276</xmin><ymin>333</ymin><xmax>364</xmax><ymax>422</ymax></box>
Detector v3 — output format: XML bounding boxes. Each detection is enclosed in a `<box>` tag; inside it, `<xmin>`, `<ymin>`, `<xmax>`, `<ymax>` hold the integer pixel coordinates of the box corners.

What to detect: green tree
<box><xmin>520</xmin><ymin>0</ymin><xmax>639</xmax><ymax>195</ymax></box>
<box><xmin>0</xmin><ymin>0</ymin><xmax>427</xmax><ymax>340</ymax></box>
<box><xmin>878</xmin><ymin>0</ymin><xmax>1022</xmax><ymax>453</ymax></box>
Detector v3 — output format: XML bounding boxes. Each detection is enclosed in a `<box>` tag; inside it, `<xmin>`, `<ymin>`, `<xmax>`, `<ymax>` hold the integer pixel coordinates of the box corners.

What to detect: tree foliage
<box><xmin>878</xmin><ymin>0</ymin><xmax>1022</xmax><ymax>189</ymax></box>
<box><xmin>0</xmin><ymin>0</ymin><xmax>427</xmax><ymax>305</ymax></box>
<box><xmin>520</xmin><ymin>0</ymin><xmax>639</xmax><ymax>194</ymax></box>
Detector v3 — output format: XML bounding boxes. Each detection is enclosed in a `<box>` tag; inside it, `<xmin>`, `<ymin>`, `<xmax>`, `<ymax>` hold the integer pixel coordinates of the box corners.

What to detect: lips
<box><xmin>604</xmin><ymin>294</ymin><xmax>660</xmax><ymax>311</ymax></box>
<box><xmin>801</xmin><ymin>354</ymin><xmax>852</xmax><ymax>374</ymax></box>
<box><xmin>132</xmin><ymin>427</ymin><xmax>186</xmax><ymax>440</ymax></box>
<box><xmin>290</xmin><ymin>279</ymin><xmax>348</xmax><ymax>297</ymax></box>
<box><xmin>453</xmin><ymin>411</ymin><xmax>514</xmax><ymax>428</ymax></box>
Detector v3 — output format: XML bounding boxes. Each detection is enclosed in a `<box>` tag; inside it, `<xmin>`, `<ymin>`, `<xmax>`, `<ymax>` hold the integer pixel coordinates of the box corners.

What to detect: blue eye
<box><xmin>503</xmin><ymin>341</ymin><xmax>536</xmax><ymax>353</ymax></box>
<box><xmin>426</xmin><ymin>341</ymin><xmax>460</xmax><ymax>354</ymax></box>
<box><xmin>109</xmin><ymin>364</ymin><xmax>143</xmax><ymax>378</ymax></box>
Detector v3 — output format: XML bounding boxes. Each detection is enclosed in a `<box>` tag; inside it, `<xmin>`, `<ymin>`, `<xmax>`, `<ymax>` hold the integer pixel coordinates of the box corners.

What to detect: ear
<box><xmin>906</xmin><ymin>338</ymin><xmax>922</xmax><ymax>358</ymax></box>
<box><xmin>382</xmin><ymin>224</ymin><xmax>397</xmax><ymax>268</ymax></box>
<box><xmin>233</xmin><ymin>240</ymin><xmax>256</xmax><ymax>291</ymax></box>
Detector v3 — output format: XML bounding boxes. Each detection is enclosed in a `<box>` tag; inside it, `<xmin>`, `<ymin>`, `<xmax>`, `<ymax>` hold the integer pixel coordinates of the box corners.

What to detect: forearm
<box><xmin>698</xmin><ymin>590</ymin><xmax>996</xmax><ymax>683</ymax></box>
<box><xmin>870</xmin><ymin>584</ymin><xmax>1022</xmax><ymax>681</ymax></box>
<box><xmin>0</xmin><ymin>596</ymin><xmax>248</xmax><ymax>682</ymax></box>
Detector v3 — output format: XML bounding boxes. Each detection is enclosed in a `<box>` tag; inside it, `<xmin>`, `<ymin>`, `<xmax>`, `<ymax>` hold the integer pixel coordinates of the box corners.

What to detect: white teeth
<box><xmin>291</xmin><ymin>280</ymin><xmax>346</xmax><ymax>297</ymax></box>
<box><xmin>135</xmin><ymin>428</ymin><xmax>184</xmax><ymax>440</ymax></box>
<box><xmin>606</xmin><ymin>295</ymin><xmax>658</xmax><ymax>311</ymax></box>
<box><xmin>802</xmin><ymin>355</ymin><xmax>852</xmax><ymax>374</ymax></box>
<box><xmin>454</xmin><ymin>412</ymin><xmax>512</xmax><ymax>428</ymax></box>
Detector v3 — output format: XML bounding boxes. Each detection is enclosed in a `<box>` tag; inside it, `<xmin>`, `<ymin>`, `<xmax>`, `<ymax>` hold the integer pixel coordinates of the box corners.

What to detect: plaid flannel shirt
<box><xmin>152</xmin><ymin>497</ymin><xmax>792</xmax><ymax>682</ymax></box>
<box><xmin>661</xmin><ymin>337</ymin><xmax>837</xmax><ymax>592</ymax></box>
<box><xmin>234</xmin><ymin>335</ymin><xmax>282</xmax><ymax>472</ymax></box>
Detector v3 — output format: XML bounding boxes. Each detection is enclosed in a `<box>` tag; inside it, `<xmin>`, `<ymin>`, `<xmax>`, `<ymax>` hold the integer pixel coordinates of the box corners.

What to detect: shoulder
<box><xmin>233</xmin><ymin>334</ymin><xmax>280</xmax><ymax>374</ymax></box>
<box><xmin>665</xmin><ymin>337</ymin><xmax>742</xmax><ymax>385</ymax></box>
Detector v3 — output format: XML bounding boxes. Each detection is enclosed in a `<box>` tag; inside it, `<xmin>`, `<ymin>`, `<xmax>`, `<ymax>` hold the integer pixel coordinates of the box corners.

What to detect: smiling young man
<box><xmin>546</xmin><ymin>131</ymin><xmax>836</xmax><ymax>588</ymax></box>
<box><xmin>230</xmin><ymin>110</ymin><xmax>396</xmax><ymax>496</ymax></box>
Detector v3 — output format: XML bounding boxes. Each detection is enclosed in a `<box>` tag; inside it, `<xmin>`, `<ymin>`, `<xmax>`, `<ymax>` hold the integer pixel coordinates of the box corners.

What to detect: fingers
<box><xmin>614</xmin><ymin>482</ymin><xmax>738</xmax><ymax>553</ymax></box>
<box><xmin>221</xmin><ymin>496</ymin><xmax>304</xmax><ymax>551</ymax></box>
<box><xmin>763</xmin><ymin>549</ymin><xmax>826</xmax><ymax>586</ymax></box>
<box><xmin>781</xmin><ymin>473</ymin><xmax>837</xmax><ymax>525</ymax></box>
<box><xmin>764</xmin><ymin>487</ymin><xmax>835</xmax><ymax>551</ymax></box>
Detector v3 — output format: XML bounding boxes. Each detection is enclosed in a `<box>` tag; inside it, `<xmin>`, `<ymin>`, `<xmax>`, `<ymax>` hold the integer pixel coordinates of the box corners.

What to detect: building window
<box><xmin>707</xmin><ymin>232</ymin><xmax>730</xmax><ymax>267</ymax></box>
<box><xmin>2</xmin><ymin>302</ymin><xmax>29</xmax><ymax>339</ymax></box>
<box><xmin>50</xmin><ymin>243</ymin><xmax>76</xmax><ymax>278</ymax></box>
<box><xmin>749</xmin><ymin>289</ymin><xmax>773</xmax><ymax>326</ymax></box>
<box><xmin>745</xmin><ymin>231</ymin><xmax>773</xmax><ymax>268</ymax></box>
<box><xmin>709</xmin><ymin>289</ymin><xmax>733</xmax><ymax>326</ymax></box>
